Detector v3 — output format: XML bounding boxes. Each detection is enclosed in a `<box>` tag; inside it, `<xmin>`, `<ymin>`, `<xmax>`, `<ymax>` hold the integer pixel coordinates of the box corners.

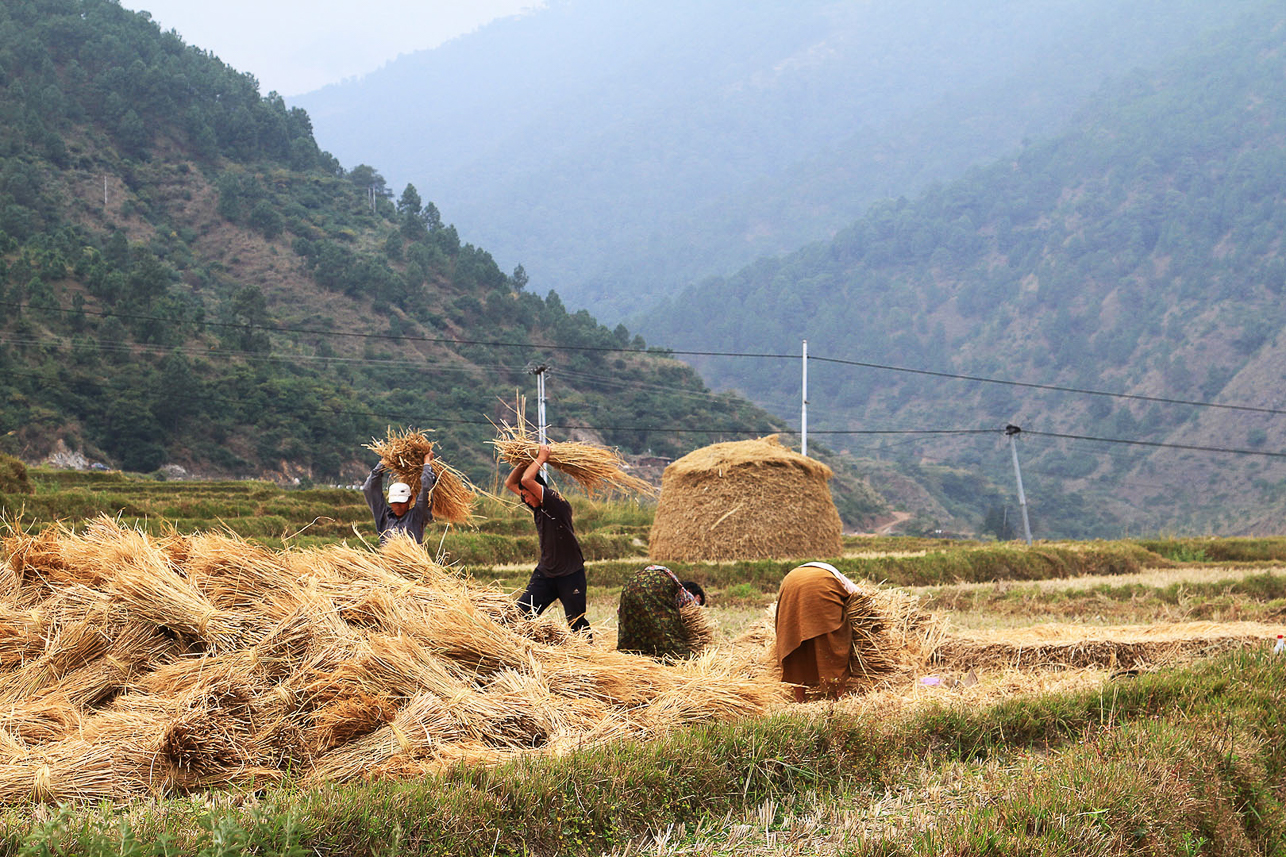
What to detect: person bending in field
<box><xmin>362</xmin><ymin>451</ymin><xmax>436</xmax><ymax>545</ymax></box>
<box><xmin>616</xmin><ymin>564</ymin><xmax>708</xmax><ymax>660</ymax></box>
<box><xmin>505</xmin><ymin>444</ymin><xmax>590</xmax><ymax>635</ymax></box>
<box><xmin>775</xmin><ymin>561</ymin><xmax>860</xmax><ymax>702</ymax></box>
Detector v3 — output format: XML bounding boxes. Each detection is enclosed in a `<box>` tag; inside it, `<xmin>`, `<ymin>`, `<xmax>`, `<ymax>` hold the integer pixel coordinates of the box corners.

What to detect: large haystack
<box><xmin>0</xmin><ymin>518</ymin><xmax>788</xmax><ymax>804</ymax></box>
<box><xmin>649</xmin><ymin>436</ymin><xmax>843</xmax><ymax>562</ymax></box>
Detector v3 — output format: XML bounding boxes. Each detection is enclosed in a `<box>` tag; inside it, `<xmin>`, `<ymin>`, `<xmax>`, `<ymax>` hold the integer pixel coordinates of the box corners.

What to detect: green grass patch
<box><xmin>1134</xmin><ymin>536</ymin><xmax>1286</xmax><ymax>563</ymax></box>
<box><xmin>924</xmin><ymin>571</ymin><xmax>1286</xmax><ymax>626</ymax></box>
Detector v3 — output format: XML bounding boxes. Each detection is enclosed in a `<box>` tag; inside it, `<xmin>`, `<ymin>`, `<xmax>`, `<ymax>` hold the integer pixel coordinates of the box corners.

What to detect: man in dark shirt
<box><xmin>362</xmin><ymin>451</ymin><xmax>437</xmax><ymax>545</ymax></box>
<box><xmin>505</xmin><ymin>443</ymin><xmax>590</xmax><ymax>634</ymax></box>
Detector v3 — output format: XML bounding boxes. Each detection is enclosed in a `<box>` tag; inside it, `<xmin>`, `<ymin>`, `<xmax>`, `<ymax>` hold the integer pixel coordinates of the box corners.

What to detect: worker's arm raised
<box><xmin>519</xmin><ymin>444</ymin><xmax>551</xmax><ymax>504</ymax></box>
<box><xmin>504</xmin><ymin>464</ymin><xmax>523</xmax><ymax>497</ymax></box>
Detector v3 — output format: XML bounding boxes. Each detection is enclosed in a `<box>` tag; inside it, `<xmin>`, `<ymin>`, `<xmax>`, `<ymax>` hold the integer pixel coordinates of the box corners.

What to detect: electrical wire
<box><xmin>7</xmin><ymin>299</ymin><xmax>1286</xmax><ymax>417</ymax></box>
<box><xmin>1022</xmin><ymin>429</ymin><xmax>1286</xmax><ymax>459</ymax></box>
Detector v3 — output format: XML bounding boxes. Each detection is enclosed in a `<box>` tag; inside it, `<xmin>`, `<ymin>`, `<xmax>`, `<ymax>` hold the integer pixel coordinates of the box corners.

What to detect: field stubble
<box><xmin>3</xmin><ymin>472</ymin><xmax>1286</xmax><ymax>853</ymax></box>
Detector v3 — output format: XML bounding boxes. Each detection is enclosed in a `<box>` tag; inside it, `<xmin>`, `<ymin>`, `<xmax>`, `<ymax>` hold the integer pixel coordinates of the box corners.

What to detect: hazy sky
<box><xmin>119</xmin><ymin>1</ymin><xmax>544</xmax><ymax>96</ymax></box>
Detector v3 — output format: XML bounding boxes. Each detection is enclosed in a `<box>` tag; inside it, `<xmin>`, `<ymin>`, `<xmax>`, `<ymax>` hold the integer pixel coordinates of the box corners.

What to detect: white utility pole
<box><xmin>801</xmin><ymin>339</ymin><xmax>809</xmax><ymax>456</ymax></box>
<box><xmin>1005</xmin><ymin>424</ymin><xmax>1034</xmax><ymax>545</ymax></box>
<box><xmin>532</xmin><ymin>364</ymin><xmax>549</xmax><ymax>479</ymax></box>
<box><xmin>103</xmin><ymin>176</ymin><xmax>108</xmax><ymax>207</ymax></box>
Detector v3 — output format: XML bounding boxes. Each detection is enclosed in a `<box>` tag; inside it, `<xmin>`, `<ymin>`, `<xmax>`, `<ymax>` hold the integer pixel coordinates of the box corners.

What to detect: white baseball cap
<box><xmin>388</xmin><ymin>482</ymin><xmax>412</xmax><ymax>503</ymax></box>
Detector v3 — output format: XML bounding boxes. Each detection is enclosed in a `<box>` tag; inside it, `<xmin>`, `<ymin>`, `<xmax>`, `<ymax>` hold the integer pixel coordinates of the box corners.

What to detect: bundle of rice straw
<box><xmin>0</xmin><ymin>516</ymin><xmax>788</xmax><ymax>803</ymax></box>
<box><xmin>490</xmin><ymin>419</ymin><xmax>654</xmax><ymax>497</ymax></box>
<box><xmin>843</xmin><ymin>586</ymin><xmax>944</xmax><ymax>690</ymax></box>
<box><xmin>649</xmin><ymin>436</ymin><xmax>841</xmax><ymax>562</ymax></box>
<box><xmin>679</xmin><ymin>601</ymin><xmax>716</xmax><ymax>655</ymax></box>
<box><xmin>364</xmin><ymin>427</ymin><xmax>477</xmax><ymax>525</ymax></box>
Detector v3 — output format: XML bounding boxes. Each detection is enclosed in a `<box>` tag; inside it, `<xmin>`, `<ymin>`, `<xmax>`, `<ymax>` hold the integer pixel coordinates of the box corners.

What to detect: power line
<box><xmin>8</xmin><ymin>356</ymin><xmax>1282</xmax><ymax>458</ymax></box>
<box><xmin>8</xmin><ymin>299</ymin><xmax>1286</xmax><ymax>417</ymax></box>
<box><xmin>808</xmin><ymin>354</ymin><xmax>1286</xmax><ymax>416</ymax></box>
<box><xmin>1023</xmin><ymin>429</ymin><xmax>1286</xmax><ymax>459</ymax></box>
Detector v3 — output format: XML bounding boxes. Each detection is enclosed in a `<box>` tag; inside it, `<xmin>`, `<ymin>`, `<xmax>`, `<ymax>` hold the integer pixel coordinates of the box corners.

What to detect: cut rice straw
<box><xmin>0</xmin><ymin>517</ymin><xmax>782</xmax><ymax>803</ymax></box>
<box><xmin>490</xmin><ymin>405</ymin><xmax>654</xmax><ymax>497</ymax></box>
<box><xmin>364</xmin><ymin>427</ymin><xmax>478</xmax><ymax>525</ymax></box>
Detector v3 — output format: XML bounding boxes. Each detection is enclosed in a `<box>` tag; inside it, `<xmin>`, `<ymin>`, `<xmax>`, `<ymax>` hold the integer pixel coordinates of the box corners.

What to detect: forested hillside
<box><xmin>294</xmin><ymin>0</ymin><xmax>1261</xmax><ymax>322</ymax></box>
<box><xmin>644</xmin><ymin>4</ymin><xmax>1286</xmax><ymax>538</ymax></box>
<box><xmin>0</xmin><ymin>0</ymin><xmax>777</xmax><ymax>487</ymax></box>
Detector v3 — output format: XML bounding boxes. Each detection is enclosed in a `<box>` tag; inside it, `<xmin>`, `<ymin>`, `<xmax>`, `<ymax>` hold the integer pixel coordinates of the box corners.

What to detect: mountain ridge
<box><xmin>642</xmin><ymin>3</ymin><xmax>1286</xmax><ymax>537</ymax></box>
<box><xmin>0</xmin><ymin>0</ymin><xmax>798</xmax><ymax>506</ymax></box>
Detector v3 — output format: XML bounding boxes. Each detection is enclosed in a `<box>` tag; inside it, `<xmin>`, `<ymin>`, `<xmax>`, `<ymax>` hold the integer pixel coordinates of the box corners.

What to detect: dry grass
<box><xmin>680</xmin><ymin>600</ymin><xmax>717</xmax><ymax>654</ymax></box>
<box><xmin>649</xmin><ymin>436</ymin><xmax>843</xmax><ymax>562</ymax></box>
<box><xmin>0</xmin><ymin>517</ymin><xmax>787</xmax><ymax>803</ymax></box>
<box><xmin>491</xmin><ymin>420</ymin><xmax>654</xmax><ymax>497</ymax></box>
<box><xmin>845</xmin><ymin>588</ymin><xmax>945</xmax><ymax>690</ymax></box>
<box><xmin>934</xmin><ymin>620</ymin><xmax>1275</xmax><ymax>670</ymax></box>
<box><xmin>1</xmin><ymin>514</ymin><xmax>1273</xmax><ymax>807</ymax></box>
<box><xmin>364</xmin><ymin>427</ymin><xmax>478</xmax><ymax>524</ymax></box>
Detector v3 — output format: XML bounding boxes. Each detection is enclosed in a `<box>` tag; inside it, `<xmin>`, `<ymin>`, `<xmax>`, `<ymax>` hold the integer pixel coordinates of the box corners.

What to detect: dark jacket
<box><xmin>362</xmin><ymin>462</ymin><xmax>437</xmax><ymax>544</ymax></box>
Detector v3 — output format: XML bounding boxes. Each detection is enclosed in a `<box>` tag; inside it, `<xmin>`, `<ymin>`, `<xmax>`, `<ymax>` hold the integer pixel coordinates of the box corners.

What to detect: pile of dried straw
<box><xmin>491</xmin><ymin>421</ymin><xmax>653</xmax><ymax>497</ymax></box>
<box><xmin>934</xmin><ymin>621</ymin><xmax>1275</xmax><ymax>671</ymax></box>
<box><xmin>679</xmin><ymin>600</ymin><xmax>717</xmax><ymax>655</ymax></box>
<box><xmin>0</xmin><ymin>518</ymin><xmax>786</xmax><ymax>803</ymax></box>
<box><xmin>365</xmin><ymin>428</ymin><xmax>477</xmax><ymax>524</ymax></box>
<box><xmin>844</xmin><ymin>587</ymin><xmax>945</xmax><ymax>690</ymax></box>
<box><xmin>649</xmin><ymin>436</ymin><xmax>843</xmax><ymax>562</ymax></box>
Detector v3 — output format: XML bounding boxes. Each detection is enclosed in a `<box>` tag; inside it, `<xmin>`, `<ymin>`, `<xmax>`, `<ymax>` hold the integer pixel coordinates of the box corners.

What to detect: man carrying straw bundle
<box><xmin>505</xmin><ymin>444</ymin><xmax>590</xmax><ymax>636</ymax></box>
<box><xmin>775</xmin><ymin>561</ymin><xmax>860</xmax><ymax>701</ymax></box>
<box><xmin>363</xmin><ymin>450</ymin><xmax>436</xmax><ymax>545</ymax></box>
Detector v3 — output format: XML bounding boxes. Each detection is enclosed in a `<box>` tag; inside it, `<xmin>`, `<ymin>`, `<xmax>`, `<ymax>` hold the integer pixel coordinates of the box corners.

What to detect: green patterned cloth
<box><xmin>616</xmin><ymin>565</ymin><xmax>695</xmax><ymax>659</ymax></box>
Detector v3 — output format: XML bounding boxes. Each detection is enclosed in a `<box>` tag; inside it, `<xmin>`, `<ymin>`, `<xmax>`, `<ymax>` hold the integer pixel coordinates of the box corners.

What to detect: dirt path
<box><xmin>906</xmin><ymin>563</ymin><xmax>1286</xmax><ymax>595</ymax></box>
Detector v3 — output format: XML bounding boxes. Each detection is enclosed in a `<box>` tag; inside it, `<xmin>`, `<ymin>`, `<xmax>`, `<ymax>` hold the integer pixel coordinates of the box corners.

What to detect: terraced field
<box><xmin>0</xmin><ymin>469</ymin><xmax>1282</xmax><ymax>855</ymax></box>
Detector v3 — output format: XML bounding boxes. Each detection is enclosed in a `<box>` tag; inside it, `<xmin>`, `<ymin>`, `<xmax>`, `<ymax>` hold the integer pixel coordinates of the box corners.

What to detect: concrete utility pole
<box><xmin>1005</xmin><ymin>424</ymin><xmax>1034</xmax><ymax>545</ymax></box>
<box><xmin>531</xmin><ymin>364</ymin><xmax>550</xmax><ymax>479</ymax></box>
<box><xmin>801</xmin><ymin>339</ymin><xmax>809</xmax><ymax>457</ymax></box>
<box><xmin>103</xmin><ymin>176</ymin><xmax>108</xmax><ymax>208</ymax></box>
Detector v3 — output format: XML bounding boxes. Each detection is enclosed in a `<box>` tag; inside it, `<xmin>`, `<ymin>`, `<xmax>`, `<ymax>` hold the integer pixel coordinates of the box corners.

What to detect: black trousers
<box><xmin>517</xmin><ymin>567</ymin><xmax>590</xmax><ymax>633</ymax></box>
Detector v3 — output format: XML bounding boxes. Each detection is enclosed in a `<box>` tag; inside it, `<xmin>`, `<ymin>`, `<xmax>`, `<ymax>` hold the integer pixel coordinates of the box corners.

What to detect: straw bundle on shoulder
<box><xmin>491</xmin><ymin>420</ymin><xmax>654</xmax><ymax>497</ymax></box>
<box><xmin>364</xmin><ymin>428</ymin><xmax>477</xmax><ymax>525</ymax></box>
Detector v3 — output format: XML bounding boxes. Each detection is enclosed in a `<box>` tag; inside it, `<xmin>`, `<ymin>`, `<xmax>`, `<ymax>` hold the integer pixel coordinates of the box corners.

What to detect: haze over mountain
<box><xmin>0</xmin><ymin>0</ymin><xmax>786</xmax><ymax>499</ymax></box>
<box><xmin>293</xmin><ymin>0</ymin><xmax>1258</xmax><ymax>322</ymax></box>
<box><xmin>643</xmin><ymin>1</ymin><xmax>1286</xmax><ymax>537</ymax></box>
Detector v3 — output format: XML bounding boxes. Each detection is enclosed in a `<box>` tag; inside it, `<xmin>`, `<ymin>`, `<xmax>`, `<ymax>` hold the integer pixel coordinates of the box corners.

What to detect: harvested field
<box><xmin>732</xmin><ymin>588</ymin><xmax>1280</xmax><ymax>693</ymax></box>
<box><xmin>0</xmin><ymin>518</ymin><xmax>787</xmax><ymax>803</ymax></box>
<box><xmin>912</xmin><ymin>563</ymin><xmax>1286</xmax><ymax>595</ymax></box>
<box><xmin>2</xmin><ymin>494</ymin><xmax>1281</xmax><ymax>833</ymax></box>
<box><xmin>934</xmin><ymin>620</ymin><xmax>1275</xmax><ymax>671</ymax></box>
